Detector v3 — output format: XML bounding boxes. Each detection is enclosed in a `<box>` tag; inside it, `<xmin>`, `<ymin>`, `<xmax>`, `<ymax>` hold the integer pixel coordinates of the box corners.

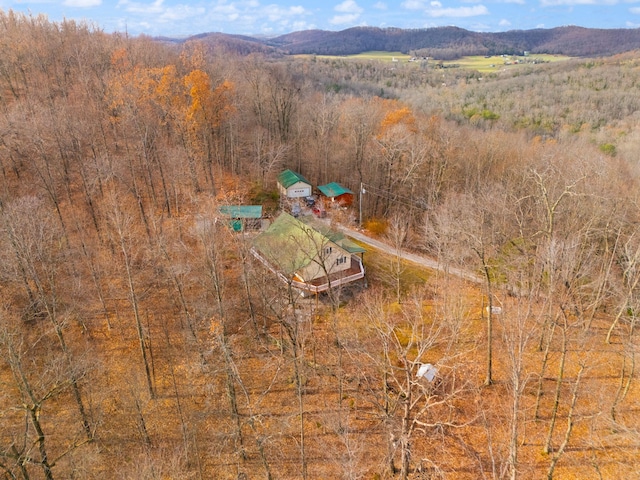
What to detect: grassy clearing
<box><xmin>304</xmin><ymin>51</ymin><xmax>411</xmax><ymax>62</ymax></box>
<box><xmin>359</xmin><ymin>242</ymin><xmax>433</xmax><ymax>293</ymax></box>
<box><xmin>304</xmin><ymin>51</ymin><xmax>572</xmax><ymax>73</ymax></box>
<box><xmin>344</xmin><ymin>51</ymin><xmax>411</xmax><ymax>61</ymax></box>
<box><xmin>441</xmin><ymin>54</ymin><xmax>572</xmax><ymax>73</ymax></box>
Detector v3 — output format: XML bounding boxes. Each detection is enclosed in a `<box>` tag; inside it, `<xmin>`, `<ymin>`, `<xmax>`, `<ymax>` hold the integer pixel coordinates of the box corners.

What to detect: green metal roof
<box><xmin>317</xmin><ymin>182</ymin><xmax>353</xmax><ymax>198</ymax></box>
<box><xmin>336</xmin><ymin>237</ymin><xmax>366</xmax><ymax>255</ymax></box>
<box><xmin>253</xmin><ymin>213</ymin><xmax>323</xmax><ymax>275</ymax></box>
<box><xmin>218</xmin><ymin>205</ymin><xmax>263</xmax><ymax>218</ymax></box>
<box><xmin>253</xmin><ymin>213</ymin><xmax>365</xmax><ymax>275</ymax></box>
<box><xmin>300</xmin><ymin>217</ymin><xmax>366</xmax><ymax>255</ymax></box>
<box><xmin>277</xmin><ymin>169</ymin><xmax>311</xmax><ymax>189</ymax></box>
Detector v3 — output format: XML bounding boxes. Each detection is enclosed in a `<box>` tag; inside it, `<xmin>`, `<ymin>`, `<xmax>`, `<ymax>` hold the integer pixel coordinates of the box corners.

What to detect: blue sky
<box><xmin>2</xmin><ymin>0</ymin><xmax>639</xmax><ymax>37</ymax></box>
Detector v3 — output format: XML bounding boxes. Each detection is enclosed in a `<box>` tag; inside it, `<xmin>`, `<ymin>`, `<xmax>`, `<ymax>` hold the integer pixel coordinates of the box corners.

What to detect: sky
<box><xmin>1</xmin><ymin>0</ymin><xmax>639</xmax><ymax>38</ymax></box>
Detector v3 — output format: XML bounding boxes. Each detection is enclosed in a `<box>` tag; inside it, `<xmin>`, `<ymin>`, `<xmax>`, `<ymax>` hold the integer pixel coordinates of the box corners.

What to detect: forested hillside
<box><xmin>184</xmin><ymin>25</ymin><xmax>640</xmax><ymax>59</ymax></box>
<box><xmin>2</xmin><ymin>10</ymin><xmax>640</xmax><ymax>480</ymax></box>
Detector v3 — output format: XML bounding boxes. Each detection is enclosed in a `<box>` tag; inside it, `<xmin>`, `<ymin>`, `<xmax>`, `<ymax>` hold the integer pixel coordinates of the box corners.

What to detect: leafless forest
<box><xmin>2</xmin><ymin>10</ymin><xmax>640</xmax><ymax>480</ymax></box>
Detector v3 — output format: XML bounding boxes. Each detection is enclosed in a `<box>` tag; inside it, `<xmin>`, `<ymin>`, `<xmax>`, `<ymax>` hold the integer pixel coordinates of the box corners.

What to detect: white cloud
<box><xmin>238</xmin><ymin>4</ymin><xmax>312</xmax><ymax>33</ymax></box>
<box><xmin>540</xmin><ymin>0</ymin><xmax>618</xmax><ymax>5</ymax></box>
<box><xmin>64</xmin><ymin>0</ymin><xmax>101</xmax><ymax>6</ymax></box>
<box><xmin>431</xmin><ymin>1</ymin><xmax>442</xmax><ymax>6</ymax></box>
<box><xmin>373</xmin><ymin>2</ymin><xmax>388</xmax><ymax>9</ymax></box>
<box><xmin>208</xmin><ymin>3</ymin><xmax>241</xmax><ymax>17</ymax></box>
<box><xmin>116</xmin><ymin>0</ymin><xmax>204</xmax><ymax>25</ymax></box>
<box><xmin>264</xmin><ymin>4</ymin><xmax>308</xmax><ymax>21</ymax></box>
<box><xmin>159</xmin><ymin>5</ymin><xmax>205</xmax><ymax>22</ymax></box>
<box><xmin>425</xmin><ymin>4</ymin><xmax>489</xmax><ymax>17</ymax></box>
<box><xmin>117</xmin><ymin>0</ymin><xmax>164</xmax><ymax>14</ymax></box>
<box><xmin>335</xmin><ymin>0</ymin><xmax>364</xmax><ymax>13</ymax></box>
<box><xmin>292</xmin><ymin>20</ymin><xmax>316</xmax><ymax>30</ymax></box>
<box><xmin>330</xmin><ymin>13</ymin><xmax>361</xmax><ymax>24</ymax></box>
<box><xmin>630</xmin><ymin>6</ymin><xmax>640</xmax><ymax>11</ymax></box>
<box><xmin>499</xmin><ymin>18</ymin><xmax>512</xmax><ymax>25</ymax></box>
<box><xmin>402</xmin><ymin>0</ymin><xmax>427</xmax><ymax>9</ymax></box>
<box><xmin>146</xmin><ymin>1</ymin><xmax>310</xmax><ymax>34</ymax></box>
<box><xmin>330</xmin><ymin>0</ymin><xmax>363</xmax><ymax>25</ymax></box>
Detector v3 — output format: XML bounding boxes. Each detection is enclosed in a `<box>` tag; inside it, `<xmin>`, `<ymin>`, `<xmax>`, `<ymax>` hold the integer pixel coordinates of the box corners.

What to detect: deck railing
<box><xmin>250</xmin><ymin>248</ymin><xmax>365</xmax><ymax>295</ymax></box>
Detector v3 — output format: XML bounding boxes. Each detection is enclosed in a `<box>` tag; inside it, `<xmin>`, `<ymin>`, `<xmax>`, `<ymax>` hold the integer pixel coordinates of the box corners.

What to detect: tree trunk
<box><xmin>547</xmin><ymin>365</ymin><xmax>584</xmax><ymax>479</ymax></box>
<box><xmin>544</xmin><ymin>315</ymin><xmax>568</xmax><ymax>454</ymax></box>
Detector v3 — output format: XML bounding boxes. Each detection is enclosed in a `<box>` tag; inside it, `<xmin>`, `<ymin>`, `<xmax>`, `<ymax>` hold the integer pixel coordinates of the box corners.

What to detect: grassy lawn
<box><xmin>358</xmin><ymin>241</ymin><xmax>433</xmax><ymax>294</ymax></box>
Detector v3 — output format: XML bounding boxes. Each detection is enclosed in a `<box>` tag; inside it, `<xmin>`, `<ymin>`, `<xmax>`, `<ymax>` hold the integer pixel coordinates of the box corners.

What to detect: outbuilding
<box><xmin>218</xmin><ymin>205</ymin><xmax>263</xmax><ymax>232</ymax></box>
<box><xmin>317</xmin><ymin>182</ymin><xmax>354</xmax><ymax>206</ymax></box>
<box><xmin>277</xmin><ymin>169</ymin><xmax>312</xmax><ymax>198</ymax></box>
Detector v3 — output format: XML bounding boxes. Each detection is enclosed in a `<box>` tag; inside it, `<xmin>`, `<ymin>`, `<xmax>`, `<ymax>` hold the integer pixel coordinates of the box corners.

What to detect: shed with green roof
<box><xmin>218</xmin><ymin>205</ymin><xmax>263</xmax><ymax>231</ymax></box>
<box><xmin>318</xmin><ymin>182</ymin><xmax>354</xmax><ymax>206</ymax></box>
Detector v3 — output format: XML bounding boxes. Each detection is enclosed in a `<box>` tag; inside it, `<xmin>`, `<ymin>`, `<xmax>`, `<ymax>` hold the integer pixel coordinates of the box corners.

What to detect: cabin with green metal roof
<box><xmin>277</xmin><ymin>169</ymin><xmax>312</xmax><ymax>198</ymax></box>
<box><xmin>318</xmin><ymin>182</ymin><xmax>354</xmax><ymax>206</ymax></box>
<box><xmin>251</xmin><ymin>212</ymin><xmax>365</xmax><ymax>294</ymax></box>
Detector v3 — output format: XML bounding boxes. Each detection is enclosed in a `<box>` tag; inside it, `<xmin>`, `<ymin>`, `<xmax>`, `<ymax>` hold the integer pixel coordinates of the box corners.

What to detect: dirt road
<box><xmin>339</xmin><ymin>225</ymin><xmax>483</xmax><ymax>284</ymax></box>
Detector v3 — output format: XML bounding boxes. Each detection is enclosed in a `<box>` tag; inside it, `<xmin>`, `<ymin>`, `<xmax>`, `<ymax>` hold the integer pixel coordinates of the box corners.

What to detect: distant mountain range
<box><xmin>157</xmin><ymin>25</ymin><xmax>640</xmax><ymax>59</ymax></box>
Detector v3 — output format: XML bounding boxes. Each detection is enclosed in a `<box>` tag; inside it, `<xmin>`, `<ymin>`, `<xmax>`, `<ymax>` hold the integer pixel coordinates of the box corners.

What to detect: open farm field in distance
<box><xmin>342</xmin><ymin>50</ymin><xmax>412</xmax><ymax>61</ymax></box>
<box><xmin>302</xmin><ymin>50</ymin><xmax>411</xmax><ymax>62</ymax></box>
<box><xmin>442</xmin><ymin>53</ymin><xmax>572</xmax><ymax>72</ymax></box>
<box><xmin>305</xmin><ymin>51</ymin><xmax>572</xmax><ymax>72</ymax></box>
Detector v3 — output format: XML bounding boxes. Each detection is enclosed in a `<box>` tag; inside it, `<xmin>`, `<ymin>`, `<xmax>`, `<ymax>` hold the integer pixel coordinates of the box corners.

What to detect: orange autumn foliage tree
<box><xmin>148</xmin><ymin>65</ymin><xmax>184</xmax><ymax>125</ymax></box>
<box><xmin>183</xmin><ymin>70</ymin><xmax>235</xmax><ymax>129</ymax></box>
<box><xmin>378</xmin><ymin>105</ymin><xmax>417</xmax><ymax>136</ymax></box>
<box><xmin>373</xmin><ymin>102</ymin><xmax>421</xmax><ymax>215</ymax></box>
<box><xmin>107</xmin><ymin>48</ymin><xmax>184</xmax><ymax>126</ymax></box>
<box><xmin>108</xmin><ymin>48</ymin><xmax>234</xmax><ymax>134</ymax></box>
<box><xmin>107</xmin><ymin>47</ymin><xmax>237</xmax><ymax>191</ymax></box>
<box><xmin>183</xmin><ymin>69</ymin><xmax>236</xmax><ymax>188</ymax></box>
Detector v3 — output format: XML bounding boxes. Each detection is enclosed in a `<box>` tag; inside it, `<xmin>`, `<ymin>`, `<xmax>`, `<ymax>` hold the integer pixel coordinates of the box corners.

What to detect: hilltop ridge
<box><xmin>160</xmin><ymin>25</ymin><xmax>640</xmax><ymax>58</ymax></box>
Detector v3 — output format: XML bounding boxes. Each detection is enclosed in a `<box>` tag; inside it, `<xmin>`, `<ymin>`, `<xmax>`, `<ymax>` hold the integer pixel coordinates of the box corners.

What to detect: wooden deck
<box><xmin>250</xmin><ymin>247</ymin><xmax>365</xmax><ymax>295</ymax></box>
<box><xmin>292</xmin><ymin>256</ymin><xmax>365</xmax><ymax>294</ymax></box>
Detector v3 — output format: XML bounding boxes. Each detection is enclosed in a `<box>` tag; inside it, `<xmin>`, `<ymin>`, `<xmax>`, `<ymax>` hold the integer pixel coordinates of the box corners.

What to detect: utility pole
<box><xmin>359</xmin><ymin>182</ymin><xmax>365</xmax><ymax>226</ymax></box>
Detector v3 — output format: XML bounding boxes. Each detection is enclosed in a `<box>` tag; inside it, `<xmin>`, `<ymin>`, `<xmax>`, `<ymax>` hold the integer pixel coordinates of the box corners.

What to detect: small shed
<box><xmin>277</xmin><ymin>169</ymin><xmax>312</xmax><ymax>198</ymax></box>
<box><xmin>318</xmin><ymin>182</ymin><xmax>354</xmax><ymax>206</ymax></box>
<box><xmin>218</xmin><ymin>205</ymin><xmax>263</xmax><ymax>232</ymax></box>
<box><xmin>416</xmin><ymin>363</ymin><xmax>438</xmax><ymax>382</ymax></box>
